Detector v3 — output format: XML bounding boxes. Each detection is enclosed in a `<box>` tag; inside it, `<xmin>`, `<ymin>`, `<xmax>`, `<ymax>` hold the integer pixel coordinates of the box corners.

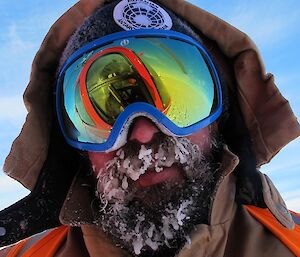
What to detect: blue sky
<box><xmin>0</xmin><ymin>1</ymin><xmax>299</xmax><ymax>212</ymax></box>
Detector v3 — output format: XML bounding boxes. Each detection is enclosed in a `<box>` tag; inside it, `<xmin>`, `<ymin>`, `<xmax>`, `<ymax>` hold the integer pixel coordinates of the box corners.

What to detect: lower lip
<box><xmin>135</xmin><ymin>165</ymin><xmax>183</xmax><ymax>188</ymax></box>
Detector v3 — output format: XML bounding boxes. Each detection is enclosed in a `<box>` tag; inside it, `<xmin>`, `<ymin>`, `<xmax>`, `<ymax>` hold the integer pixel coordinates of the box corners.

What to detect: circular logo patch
<box><xmin>113</xmin><ymin>0</ymin><xmax>173</xmax><ymax>30</ymax></box>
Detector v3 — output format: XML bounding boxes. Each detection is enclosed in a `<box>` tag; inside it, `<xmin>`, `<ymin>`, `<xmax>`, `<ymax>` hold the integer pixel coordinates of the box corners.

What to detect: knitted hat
<box><xmin>60</xmin><ymin>0</ymin><xmax>203</xmax><ymax>67</ymax></box>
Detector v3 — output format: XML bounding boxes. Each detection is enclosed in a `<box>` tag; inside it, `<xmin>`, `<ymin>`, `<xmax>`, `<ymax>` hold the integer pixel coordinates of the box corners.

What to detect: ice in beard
<box><xmin>92</xmin><ymin>136</ymin><xmax>211</xmax><ymax>255</ymax></box>
<box><xmin>95</xmin><ymin>137</ymin><xmax>198</xmax><ymax>204</ymax></box>
<box><xmin>118</xmin><ymin>199</ymin><xmax>194</xmax><ymax>255</ymax></box>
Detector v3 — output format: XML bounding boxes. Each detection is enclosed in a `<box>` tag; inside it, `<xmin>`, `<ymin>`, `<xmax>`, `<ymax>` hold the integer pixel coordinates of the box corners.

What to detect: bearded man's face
<box><xmin>88</xmin><ymin>117</ymin><xmax>222</xmax><ymax>256</ymax></box>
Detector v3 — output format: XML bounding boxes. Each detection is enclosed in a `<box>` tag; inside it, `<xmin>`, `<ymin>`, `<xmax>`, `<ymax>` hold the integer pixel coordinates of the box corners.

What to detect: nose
<box><xmin>128</xmin><ymin>117</ymin><xmax>160</xmax><ymax>143</ymax></box>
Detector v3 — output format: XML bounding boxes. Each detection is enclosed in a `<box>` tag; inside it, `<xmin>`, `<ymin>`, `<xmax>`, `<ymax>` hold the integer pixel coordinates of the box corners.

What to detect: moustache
<box><xmin>94</xmin><ymin>133</ymin><xmax>211</xmax><ymax>204</ymax></box>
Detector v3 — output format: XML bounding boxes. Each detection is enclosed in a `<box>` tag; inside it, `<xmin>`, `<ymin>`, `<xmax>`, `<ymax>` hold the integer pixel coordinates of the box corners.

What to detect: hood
<box><xmin>3</xmin><ymin>0</ymin><xmax>300</xmax><ymax>191</ymax></box>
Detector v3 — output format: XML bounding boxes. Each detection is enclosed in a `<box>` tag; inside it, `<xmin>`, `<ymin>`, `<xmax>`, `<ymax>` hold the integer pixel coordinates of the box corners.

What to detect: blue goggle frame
<box><xmin>56</xmin><ymin>29</ymin><xmax>223</xmax><ymax>152</ymax></box>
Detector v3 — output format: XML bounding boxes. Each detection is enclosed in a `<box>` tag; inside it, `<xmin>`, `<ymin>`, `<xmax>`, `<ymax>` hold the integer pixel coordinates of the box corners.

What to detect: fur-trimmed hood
<box><xmin>4</xmin><ymin>0</ymin><xmax>299</xmax><ymax>190</ymax></box>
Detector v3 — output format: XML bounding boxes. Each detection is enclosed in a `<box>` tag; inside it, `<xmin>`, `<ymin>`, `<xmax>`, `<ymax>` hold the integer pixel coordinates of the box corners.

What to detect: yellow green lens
<box><xmin>60</xmin><ymin>36</ymin><xmax>216</xmax><ymax>144</ymax></box>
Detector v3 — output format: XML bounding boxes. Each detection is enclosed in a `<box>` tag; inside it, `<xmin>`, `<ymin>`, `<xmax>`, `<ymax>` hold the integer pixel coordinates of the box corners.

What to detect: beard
<box><xmin>90</xmin><ymin>132</ymin><xmax>223</xmax><ymax>256</ymax></box>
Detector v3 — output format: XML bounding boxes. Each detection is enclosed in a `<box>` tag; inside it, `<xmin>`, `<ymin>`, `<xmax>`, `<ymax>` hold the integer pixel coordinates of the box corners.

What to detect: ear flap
<box><xmin>222</xmin><ymin>86</ymin><xmax>266</xmax><ymax>207</ymax></box>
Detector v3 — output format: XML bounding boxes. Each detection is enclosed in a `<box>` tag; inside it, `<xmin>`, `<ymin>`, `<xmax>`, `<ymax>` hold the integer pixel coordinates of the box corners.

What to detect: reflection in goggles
<box><xmin>86</xmin><ymin>53</ymin><xmax>155</xmax><ymax>125</ymax></box>
<box><xmin>58</xmin><ymin>34</ymin><xmax>219</xmax><ymax>147</ymax></box>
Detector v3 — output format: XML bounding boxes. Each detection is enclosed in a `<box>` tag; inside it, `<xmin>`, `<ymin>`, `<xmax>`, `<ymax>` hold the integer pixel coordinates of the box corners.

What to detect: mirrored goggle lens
<box><xmin>58</xmin><ymin>36</ymin><xmax>218</xmax><ymax>145</ymax></box>
<box><xmin>85</xmin><ymin>52</ymin><xmax>156</xmax><ymax>126</ymax></box>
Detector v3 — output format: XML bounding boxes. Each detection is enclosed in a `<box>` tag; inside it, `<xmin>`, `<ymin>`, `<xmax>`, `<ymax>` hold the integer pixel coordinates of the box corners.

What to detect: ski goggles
<box><xmin>56</xmin><ymin>30</ymin><xmax>222</xmax><ymax>152</ymax></box>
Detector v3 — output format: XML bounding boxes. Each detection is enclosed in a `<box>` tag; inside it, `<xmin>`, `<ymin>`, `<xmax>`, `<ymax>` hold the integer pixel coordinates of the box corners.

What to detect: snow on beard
<box><xmin>92</xmin><ymin>134</ymin><xmax>221</xmax><ymax>256</ymax></box>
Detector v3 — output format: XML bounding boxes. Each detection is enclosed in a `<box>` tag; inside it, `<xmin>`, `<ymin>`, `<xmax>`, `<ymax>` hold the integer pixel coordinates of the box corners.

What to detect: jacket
<box><xmin>2</xmin><ymin>148</ymin><xmax>300</xmax><ymax>256</ymax></box>
<box><xmin>1</xmin><ymin>0</ymin><xmax>300</xmax><ymax>256</ymax></box>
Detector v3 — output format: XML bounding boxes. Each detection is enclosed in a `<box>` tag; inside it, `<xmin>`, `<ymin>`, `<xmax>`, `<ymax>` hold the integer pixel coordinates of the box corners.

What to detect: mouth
<box><xmin>95</xmin><ymin>137</ymin><xmax>197</xmax><ymax>203</ymax></box>
<box><xmin>134</xmin><ymin>164</ymin><xmax>184</xmax><ymax>188</ymax></box>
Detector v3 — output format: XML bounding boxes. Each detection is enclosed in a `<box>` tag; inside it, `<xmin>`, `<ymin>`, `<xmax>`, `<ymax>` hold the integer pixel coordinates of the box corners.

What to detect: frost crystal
<box><xmin>162</xmin><ymin>216</ymin><xmax>174</xmax><ymax>240</ymax></box>
<box><xmin>135</xmin><ymin>215</ymin><xmax>145</xmax><ymax>233</ymax></box>
<box><xmin>121</xmin><ymin>176</ymin><xmax>128</xmax><ymax>190</ymax></box>
<box><xmin>170</xmin><ymin>218</ymin><xmax>180</xmax><ymax>230</ymax></box>
<box><xmin>145</xmin><ymin>238</ymin><xmax>159</xmax><ymax>250</ymax></box>
<box><xmin>95</xmin><ymin>137</ymin><xmax>202</xmax><ymax>255</ymax></box>
<box><xmin>155</xmin><ymin>166</ymin><xmax>163</xmax><ymax>173</ymax></box>
<box><xmin>133</xmin><ymin>235</ymin><xmax>144</xmax><ymax>255</ymax></box>
<box><xmin>147</xmin><ymin>223</ymin><xmax>155</xmax><ymax>238</ymax></box>
<box><xmin>176</xmin><ymin>200</ymin><xmax>193</xmax><ymax>226</ymax></box>
<box><xmin>174</xmin><ymin>139</ymin><xmax>190</xmax><ymax>164</ymax></box>
<box><xmin>138</xmin><ymin>145</ymin><xmax>152</xmax><ymax>160</ymax></box>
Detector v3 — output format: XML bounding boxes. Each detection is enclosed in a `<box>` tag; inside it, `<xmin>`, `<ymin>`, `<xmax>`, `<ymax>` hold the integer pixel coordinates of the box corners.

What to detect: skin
<box><xmin>88</xmin><ymin>116</ymin><xmax>219</xmax><ymax>256</ymax></box>
<box><xmin>88</xmin><ymin>116</ymin><xmax>213</xmax><ymax>184</ymax></box>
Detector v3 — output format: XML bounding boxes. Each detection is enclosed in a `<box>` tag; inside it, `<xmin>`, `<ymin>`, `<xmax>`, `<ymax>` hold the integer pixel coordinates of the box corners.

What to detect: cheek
<box><xmin>186</xmin><ymin>127</ymin><xmax>212</xmax><ymax>153</ymax></box>
<box><xmin>88</xmin><ymin>151</ymin><xmax>116</xmax><ymax>176</ymax></box>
